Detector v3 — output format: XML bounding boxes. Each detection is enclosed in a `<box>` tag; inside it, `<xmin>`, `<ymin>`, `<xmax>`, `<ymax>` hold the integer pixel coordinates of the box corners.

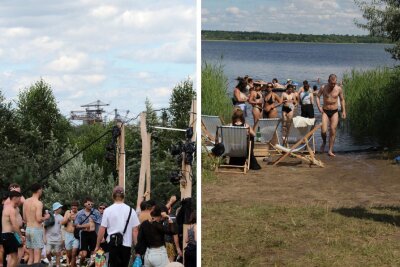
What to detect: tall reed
<box><xmin>201</xmin><ymin>61</ymin><xmax>233</xmax><ymax>123</ymax></box>
<box><xmin>344</xmin><ymin>67</ymin><xmax>400</xmax><ymax>148</ymax></box>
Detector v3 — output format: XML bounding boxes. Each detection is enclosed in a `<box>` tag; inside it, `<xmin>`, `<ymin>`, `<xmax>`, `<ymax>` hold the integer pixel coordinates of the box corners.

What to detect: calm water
<box><xmin>202</xmin><ymin>41</ymin><xmax>396</xmax><ymax>152</ymax></box>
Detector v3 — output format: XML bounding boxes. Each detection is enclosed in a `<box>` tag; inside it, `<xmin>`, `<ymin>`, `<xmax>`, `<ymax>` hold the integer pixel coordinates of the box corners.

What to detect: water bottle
<box><xmin>256</xmin><ymin>126</ymin><xmax>261</xmax><ymax>142</ymax></box>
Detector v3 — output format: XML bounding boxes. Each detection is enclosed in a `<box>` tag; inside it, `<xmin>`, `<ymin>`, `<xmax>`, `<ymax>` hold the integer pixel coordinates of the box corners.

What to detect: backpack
<box><xmin>44</xmin><ymin>211</ymin><xmax>55</xmax><ymax>228</ymax></box>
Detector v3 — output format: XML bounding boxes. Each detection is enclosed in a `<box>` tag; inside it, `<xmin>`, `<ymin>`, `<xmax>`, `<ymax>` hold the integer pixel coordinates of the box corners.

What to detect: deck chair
<box><xmin>201</xmin><ymin>115</ymin><xmax>223</xmax><ymax>144</ymax></box>
<box><xmin>215</xmin><ymin>126</ymin><xmax>251</xmax><ymax>174</ymax></box>
<box><xmin>273</xmin><ymin>118</ymin><xmax>324</xmax><ymax>167</ymax></box>
<box><xmin>257</xmin><ymin>118</ymin><xmax>281</xmax><ymax>153</ymax></box>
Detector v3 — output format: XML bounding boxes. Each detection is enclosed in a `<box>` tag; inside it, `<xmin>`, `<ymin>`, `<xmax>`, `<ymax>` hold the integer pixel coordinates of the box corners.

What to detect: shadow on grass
<box><xmin>332</xmin><ymin>206</ymin><xmax>400</xmax><ymax>226</ymax></box>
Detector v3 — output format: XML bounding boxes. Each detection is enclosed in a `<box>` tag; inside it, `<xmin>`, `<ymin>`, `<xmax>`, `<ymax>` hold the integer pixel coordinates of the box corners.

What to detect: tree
<box><xmin>355</xmin><ymin>0</ymin><xmax>400</xmax><ymax>60</ymax></box>
<box><xmin>17</xmin><ymin>79</ymin><xmax>71</xmax><ymax>146</ymax></box>
<box><xmin>169</xmin><ymin>79</ymin><xmax>196</xmax><ymax>129</ymax></box>
<box><xmin>43</xmin><ymin>149</ymin><xmax>115</xmax><ymax>208</ymax></box>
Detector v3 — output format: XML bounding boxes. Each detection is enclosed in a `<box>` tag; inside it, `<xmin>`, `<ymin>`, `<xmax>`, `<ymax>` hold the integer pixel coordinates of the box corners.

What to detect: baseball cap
<box><xmin>52</xmin><ymin>202</ymin><xmax>63</xmax><ymax>211</ymax></box>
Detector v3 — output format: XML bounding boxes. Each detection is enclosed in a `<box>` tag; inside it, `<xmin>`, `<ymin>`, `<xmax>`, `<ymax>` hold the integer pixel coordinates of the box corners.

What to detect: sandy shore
<box><xmin>203</xmin><ymin>152</ymin><xmax>400</xmax><ymax>208</ymax></box>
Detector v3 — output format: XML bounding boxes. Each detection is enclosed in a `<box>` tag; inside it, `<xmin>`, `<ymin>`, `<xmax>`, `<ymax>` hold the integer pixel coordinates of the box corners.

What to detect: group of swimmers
<box><xmin>233</xmin><ymin>74</ymin><xmax>346</xmax><ymax>157</ymax></box>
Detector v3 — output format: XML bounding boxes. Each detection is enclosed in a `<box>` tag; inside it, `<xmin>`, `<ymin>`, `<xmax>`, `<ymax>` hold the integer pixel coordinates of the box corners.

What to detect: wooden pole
<box><xmin>137</xmin><ymin>113</ymin><xmax>147</xmax><ymax>207</ymax></box>
<box><xmin>117</xmin><ymin>122</ymin><xmax>125</xmax><ymax>190</ymax></box>
<box><xmin>145</xmin><ymin>133</ymin><xmax>151</xmax><ymax>201</ymax></box>
<box><xmin>181</xmin><ymin>99</ymin><xmax>196</xmax><ymax>257</ymax></box>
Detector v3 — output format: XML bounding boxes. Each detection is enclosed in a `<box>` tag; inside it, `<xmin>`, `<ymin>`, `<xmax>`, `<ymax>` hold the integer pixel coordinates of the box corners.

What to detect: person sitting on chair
<box><xmin>229</xmin><ymin>108</ymin><xmax>261</xmax><ymax>170</ymax></box>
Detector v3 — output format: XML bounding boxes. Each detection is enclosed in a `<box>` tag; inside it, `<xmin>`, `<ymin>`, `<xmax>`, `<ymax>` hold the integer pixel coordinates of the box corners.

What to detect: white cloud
<box><xmin>91</xmin><ymin>5</ymin><xmax>118</xmax><ymax>19</ymax></box>
<box><xmin>3</xmin><ymin>27</ymin><xmax>31</xmax><ymax>38</ymax></box>
<box><xmin>46</xmin><ymin>53</ymin><xmax>88</xmax><ymax>72</ymax></box>
<box><xmin>226</xmin><ymin>6</ymin><xmax>241</xmax><ymax>16</ymax></box>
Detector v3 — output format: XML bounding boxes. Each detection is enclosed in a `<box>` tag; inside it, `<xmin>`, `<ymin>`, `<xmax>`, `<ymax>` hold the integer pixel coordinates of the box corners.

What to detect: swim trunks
<box><xmin>323</xmin><ymin>109</ymin><xmax>338</xmax><ymax>119</ymax></box>
<box><xmin>26</xmin><ymin>226</ymin><xmax>44</xmax><ymax>249</ymax></box>
<box><xmin>1</xmin><ymin>232</ymin><xmax>21</xmax><ymax>255</ymax></box>
<box><xmin>64</xmin><ymin>231</ymin><xmax>79</xmax><ymax>250</ymax></box>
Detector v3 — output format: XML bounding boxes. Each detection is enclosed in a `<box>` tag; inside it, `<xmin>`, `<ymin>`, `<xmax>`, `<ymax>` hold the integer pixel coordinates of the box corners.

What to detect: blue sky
<box><xmin>202</xmin><ymin>0</ymin><xmax>367</xmax><ymax>35</ymax></box>
<box><xmin>0</xmin><ymin>0</ymin><xmax>196</xmax><ymax>120</ymax></box>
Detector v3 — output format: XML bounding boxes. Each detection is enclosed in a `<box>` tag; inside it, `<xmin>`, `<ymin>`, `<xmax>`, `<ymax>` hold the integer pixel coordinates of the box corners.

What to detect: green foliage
<box><xmin>201</xmin><ymin>61</ymin><xmax>232</xmax><ymax>122</ymax></box>
<box><xmin>43</xmin><ymin>149</ymin><xmax>115</xmax><ymax>208</ymax></box>
<box><xmin>344</xmin><ymin>67</ymin><xmax>400</xmax><ymax>148</ymax></box>
<box><xmin>169</xmin><ymin>79</ymin><xmax>196</xmax><ymax>129</ymax></box>
<box><xmin>68</xmin><ymin>123</ymin><xmax>114</xmax><ymax>178</ymax></box>
<box><xmin>355</xmin><ymin>0</ymin><xmax>400</xmax><ymax>60</ymax></box>
<box><xmin>17</xmin><ymin>79</ymin><xmax>71</xmax><ymax>146</ymax></box>
<box><xmin>202</xmin><ymin>30</ymin><xmax>391</xmax><ymax>43</ymax></box>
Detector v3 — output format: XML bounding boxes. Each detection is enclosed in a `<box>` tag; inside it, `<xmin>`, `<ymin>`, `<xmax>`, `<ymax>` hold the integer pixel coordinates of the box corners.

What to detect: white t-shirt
<box><xmin>101</xmin><ymin>202</ymin><xmax>140</xmax><ymax>247</ymax></box>
<box><xmin>45</xmin><ymin>214</ymin><xmax>64</xmax><ymax>243</ymax></box>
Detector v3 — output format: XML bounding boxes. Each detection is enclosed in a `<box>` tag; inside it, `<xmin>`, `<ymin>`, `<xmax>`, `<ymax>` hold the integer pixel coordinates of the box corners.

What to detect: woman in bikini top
<box><xmin>249</xmin><ymin>82</ymin><xmax>264</xmax><ymax>127</ymax></box>
<box><xmin>263</xmin><ymin>83</ymin><xmax>282</xmax><ymax>119</ymax></box>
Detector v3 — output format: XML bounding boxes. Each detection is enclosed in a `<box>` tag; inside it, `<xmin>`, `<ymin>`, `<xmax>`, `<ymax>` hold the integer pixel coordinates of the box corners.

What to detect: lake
<box><xmin>202</xmin><ymin>41</ymin><xmax>396</xmax><ymax>152</ymax></box>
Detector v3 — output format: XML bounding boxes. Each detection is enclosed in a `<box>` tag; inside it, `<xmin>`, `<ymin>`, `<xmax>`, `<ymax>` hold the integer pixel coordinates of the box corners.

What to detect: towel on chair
<box><xmin>293</xmin><ymin>116</ymin><xmax>315</xmax><ymax>128</ymax></box>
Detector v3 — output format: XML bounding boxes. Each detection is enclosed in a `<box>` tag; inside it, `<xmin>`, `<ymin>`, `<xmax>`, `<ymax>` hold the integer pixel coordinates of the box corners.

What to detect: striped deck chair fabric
<box><xmin>216</xmin><ymin>126</ymin><xmax>250</xmax><ymax>174</ymax></box>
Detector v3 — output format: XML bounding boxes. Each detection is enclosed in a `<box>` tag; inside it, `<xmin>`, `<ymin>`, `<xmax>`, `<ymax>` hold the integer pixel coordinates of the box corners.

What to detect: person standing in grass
<box><xmin>316</xmin><ymin>74</ymin><xmax>346</xmax><ymax>157</ymax></box>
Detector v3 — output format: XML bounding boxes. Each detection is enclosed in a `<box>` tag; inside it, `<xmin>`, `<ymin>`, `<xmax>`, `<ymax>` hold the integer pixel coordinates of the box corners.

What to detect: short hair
<box><xmin>303</xmin><ymin>80</ymin><xmax>309</xmax><ymax>85</ymax></box>
<box><xmin>231</xmin><ymin>108</ymin><xmax>245</xmax><ymax>124</ymax></box>
<box><xmin>140</xmin><ymin>201</ymin><xmax>147</xmax><ymax>211</ymax></box>
<box><xmin>9</xmin><ymin>191</ymin><xmax>22</xmax><ymax>199</ymax></box>
<box><xmin>287</xmin><ymin>84</ymin><xmax>294</xmax><ymax>90</ymax></box>
<box><xmin>8</xmin><ymin>183</ymin><xmax>20</xmax><ymax>191</ymax></box>
<box><xmin>83</xmin><ymin>197</ymin><xmax>93</xmax><ymax>203</ymax></box>
<box><xmin>272</xmin><ymin>78</ymin><xmax>278</xmax><ymax>83</ymax></box>
<box><xmin>304</xmin><ymin>84</ymin><xmax>310</xmax><ymax>91</ymax></box>
<box><xmin>30</xmin><ymin>183</ymin><xmax>42</xmax><ymax>193</ymax></box>
<box><xmin>329</xmin><ymin>74</ymin><xmax>337</xmax><ymax>82</ymax></box>
<box><xmin>70</xmin><ymin>201</ymin><xmax>79</xmax><ymax>207</ymax></box>
<box><xmin>313</xmin><ymin>85</ymin><xmax>318</xmax><ymax>90</ymax></box>
<box><xmin>146</xmin><ymin>199</ymin><xmax>156</xmax><ymax>208</ymax></box>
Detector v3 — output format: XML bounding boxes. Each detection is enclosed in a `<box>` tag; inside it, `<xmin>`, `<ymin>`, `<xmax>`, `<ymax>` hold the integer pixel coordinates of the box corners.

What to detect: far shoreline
<box><xmin>201</xmin><ymin>39</ymin><xmax>393</xmax><ymax>45</ymax></box>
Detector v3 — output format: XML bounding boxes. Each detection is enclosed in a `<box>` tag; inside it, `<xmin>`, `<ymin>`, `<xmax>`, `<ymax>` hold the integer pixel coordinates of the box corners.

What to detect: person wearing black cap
<box><xmin>135</xmin><ymin>205</ymin><xmax>177</xmax><ymax>267</ymax></box>
<box><xmin>95</xmin><ymin>186</ymin><xmax>140</xmax><ymax>267</ymax></box>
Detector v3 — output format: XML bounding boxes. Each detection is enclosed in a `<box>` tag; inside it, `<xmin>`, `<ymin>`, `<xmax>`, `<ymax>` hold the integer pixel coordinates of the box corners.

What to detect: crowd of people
<box><xmin>0</xmin><ymin>183</ymin><xmax>196</xmax><ymax>267</ymax></box>
<box><xmin>232</xmin><ymin>74</ymin><xmax>346</xmax><ymax>159</ymax></box>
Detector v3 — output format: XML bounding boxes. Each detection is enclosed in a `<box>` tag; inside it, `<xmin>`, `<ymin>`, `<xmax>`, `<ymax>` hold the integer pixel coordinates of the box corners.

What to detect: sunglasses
<box><xmin>98</xmin><ymin>206</ymin><xmax>106</xmax><ymax>210</ymax></box>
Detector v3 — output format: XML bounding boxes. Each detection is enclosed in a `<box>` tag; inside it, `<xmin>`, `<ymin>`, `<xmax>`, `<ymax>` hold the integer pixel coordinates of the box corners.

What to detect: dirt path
<box><xmin>203</xmin><ymin>152</ymin><xmax>400</xmax><ymax>208</ymax></box>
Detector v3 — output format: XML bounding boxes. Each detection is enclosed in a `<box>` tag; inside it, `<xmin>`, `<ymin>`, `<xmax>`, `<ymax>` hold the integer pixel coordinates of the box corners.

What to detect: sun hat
<box><xmin>52</xmin><ymin>202</ymin><xmax>63</xmax><ymax>211</ymax></box>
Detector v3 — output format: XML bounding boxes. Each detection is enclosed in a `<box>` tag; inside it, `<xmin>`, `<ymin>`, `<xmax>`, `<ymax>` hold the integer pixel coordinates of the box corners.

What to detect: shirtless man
<box><xmin>61</xmin><ymin>201</ymin><xmax>79</xmax><ymax>267</ymax></box>
<box><xmin>4</xmin><ymin>184</ymin><xmax>25</xmax><ymax>263</ymax></box>
<box><xmin>22</xmin><ymin>183</ymin><xmax>50</xmax><ymax>265</ymax></box>
<box><xmin>316</xmin><ymin>74</ymin><xmax>346</xmax><ymax>157</ymax></box>
<box><xmin>1</xmin><ymin>191</ymin><xmax>23</xmax><ymax>267</ymax></box>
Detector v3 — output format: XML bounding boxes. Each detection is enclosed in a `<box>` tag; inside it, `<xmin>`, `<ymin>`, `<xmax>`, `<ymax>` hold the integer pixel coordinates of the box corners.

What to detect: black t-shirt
<box><xmin>135</xmin><ymin>220</ymin><xmax>176</xmax><ymax>254</ymax></box>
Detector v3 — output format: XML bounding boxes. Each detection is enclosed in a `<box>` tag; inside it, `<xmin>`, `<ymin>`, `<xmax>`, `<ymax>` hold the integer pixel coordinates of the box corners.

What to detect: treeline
<box><xmin>202</xmin><ymin>30</ymin><xmax>391</xmax><ymax>43</ymax></box>
<box><xmin>0</xmin><ymin>79</ymin><xmax>196</xmax><ymax>209</ymax></box>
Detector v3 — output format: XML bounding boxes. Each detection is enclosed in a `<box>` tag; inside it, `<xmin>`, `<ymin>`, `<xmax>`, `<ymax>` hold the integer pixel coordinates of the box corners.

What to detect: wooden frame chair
<box><xmin>273</xmin><ymin>120</ymin><xmax>324</xmax><ymax>167</ymax></box>
<box><xmin>215</xmin><ymin>126</ymin><xmax>251</xmax><ymax>174</ymax></box>
<box><xmin>256</xmin><ymin>118</ymin><xmax>282</xmax><ymax>155</ymax></box>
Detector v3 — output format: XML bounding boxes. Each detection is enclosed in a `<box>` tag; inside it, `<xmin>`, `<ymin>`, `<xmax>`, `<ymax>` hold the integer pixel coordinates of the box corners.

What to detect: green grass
<box><xmin>201</xmin><ymin>61</ymin><xmax>233</xmax><ymax>123</ymax></box>
<box><xmin>202</xmin><ymin>202</ymin><xmax>400</xmax><ymax>266</ymax></box>
<box><xmin>344</xmin><ymin>67</ymin><xmax>400</xmax><ymax>148</ymax></box>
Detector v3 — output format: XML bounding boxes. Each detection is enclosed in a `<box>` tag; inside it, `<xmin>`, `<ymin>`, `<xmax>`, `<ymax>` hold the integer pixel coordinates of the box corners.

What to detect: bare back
<box><xmin>319</xmin><ymin>84</ymin><xmax>342</xmax><ymax>110</ymax></box>
<box><xmin>23</xmin><ymin>197</ymin><xmax>43</xmax><ymax>228</ymax></box>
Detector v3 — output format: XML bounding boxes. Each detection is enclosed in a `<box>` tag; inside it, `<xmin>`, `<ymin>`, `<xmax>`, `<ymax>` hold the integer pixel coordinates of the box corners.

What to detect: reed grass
<box><xmin>344</xmin><ymin>67</ymin><xmax>400</xmax><ymax>148</ymax></box>
<box><xmin>201</xmin><ymin>61</ymin><xmax>233</xmax><ymax>123</ymax></box>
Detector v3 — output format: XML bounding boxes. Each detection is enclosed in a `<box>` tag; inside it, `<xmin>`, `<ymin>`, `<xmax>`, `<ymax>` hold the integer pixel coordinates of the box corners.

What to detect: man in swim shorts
<box><xmin>316</xmin><ymin>74</ymin><xmax>346</xmax><ymax>157</ymax></box>
<box><xmin>1</xmin><ymin>191</ymin><xmax>23</xmax><ymax>267</ymax></box>
<box><xmin>23</xmin><ymin>183</ymin><xmax>50</xmax><ymax>265</ymax></box>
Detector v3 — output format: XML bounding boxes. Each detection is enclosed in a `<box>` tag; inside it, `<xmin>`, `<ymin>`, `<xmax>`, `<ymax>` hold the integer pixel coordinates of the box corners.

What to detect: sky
<box><xmin>0</xmin><ymin>0</ymin><xmax>196</xmax><ymax>121</ymax></box>
<box><xmin>202</xmin><ymin>0</ymin><xmax>367</xmax><ymax>35</ymax></box>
